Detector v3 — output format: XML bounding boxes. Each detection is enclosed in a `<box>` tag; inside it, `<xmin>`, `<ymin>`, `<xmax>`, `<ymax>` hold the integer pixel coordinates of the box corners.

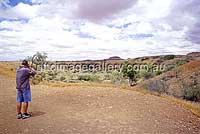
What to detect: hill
<box><xmin>138</xmin><ymin>60</ymin><xmax>200</xmax><ymax>101</ymax></box>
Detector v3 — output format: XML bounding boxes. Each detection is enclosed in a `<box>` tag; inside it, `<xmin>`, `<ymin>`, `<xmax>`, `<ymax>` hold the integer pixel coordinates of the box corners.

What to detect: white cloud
<box><xmin>0</xmin><ymin>0</ymin><xmax>199</xmax><ymax>61</ymax></box>
<box><xmin>165</xmin><ymin>0</ymin><xmax>200</xmax><ymax>44</ymax></box>
<box><xmin>0</xmin><ymin>2</ymin><xmax>39</xmax><ymax>19</ymax></box>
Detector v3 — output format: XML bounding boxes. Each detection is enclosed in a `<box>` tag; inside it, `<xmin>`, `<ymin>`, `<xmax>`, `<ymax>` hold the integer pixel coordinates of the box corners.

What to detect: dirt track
<box><xmin>0</xmin><ymin>75</ymin><xmax>200</xmax><ymax>134</ymax></box>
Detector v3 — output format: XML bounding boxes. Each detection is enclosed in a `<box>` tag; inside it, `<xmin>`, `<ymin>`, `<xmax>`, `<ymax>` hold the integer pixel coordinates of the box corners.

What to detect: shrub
<box><xmin>161</xmin><ymin>55</ymin><xmax>175</xmax><ymax>60</ymax></box>
<box><xmin>164</xmin><ymin>60</ymin><xmax>187</xmax><ymax>72</ymax></box>
<box><xmin>77</xmin><ymin>73</ymin><xmax>102</xmax><ymax>82</ymax></box>
<box><xmin>143</xmin><ymin>79</ymin><xmax>169</xmax><ymax>94</ymax></box>
<box><xmin>31</xmin><ymin>75</ymin><xmax>42</xmax><ymax>85</ymax></box>
<box><xmin>154</xmin><ymin>70</ymin><xmax>162</xmax><ymax>76</ymax></box>
<box><xmin>78</xmin><ymin>74</ymin><xmax>92</xmax><ymax>81</ymax></box>
<box><xmin>39</xmin><ymin>69</ymin><xmax>128</xmax><ymax>84</ymax></box>
<box><xmin>175</xmin><ymin>60</ymin><xmax>187</xmax><ymax>67</ymax></box>
<box><xmin>165</xmin><ymin>64</ymin><xmax>176</xmax><ymax>71</ymax></box>
<box><xmin>110</xmin><ymin>70</ymin><xmax>124</xmax><ymax>84</ymax></box>
<box><xmin>32</xmin><ymin>52</ymin><xmax>48</xmax><ymax>65</ymax></box>
<box><xmin>59</xmin><ymin>76</ymin><xmax>66</xmax><ymax>81</ymax></box>
<box><xmin>181</xmin><ymin>86</ymin><xmax>200</xmax><ymax>102</ymax></box>
<box><xmin>92</xmin><ymin>74</ymin><xmax>102</xmax><ymax>82</ymax></box>
<box><xmin>139</xmin><ymin>71</ymin><xmax>154</xmax><ymax>80</ymax></box>
<box><xmin>180</xmin><ymin>77</ymin><xmax>200</xmax><ymax>102</ymax></box>
<box><xmin>122</xmin><ymin>61</ymin><xmax>137</xmax><ymax>86</ymax></box>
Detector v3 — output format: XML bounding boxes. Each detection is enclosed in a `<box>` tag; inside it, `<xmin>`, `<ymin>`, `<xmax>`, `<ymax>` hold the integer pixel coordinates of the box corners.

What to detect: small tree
<box><xmin>25</xmin><ymin>56</ymin><xmax>33</xmax><ymax>62</ymax></box>
<box><xmin>29</xmin><ymin>52</ymin><xmax>48</xmax><ymax>84</ymax></box>
<box><xmin>122</xmin><ymin>61</ymin><xmax>137</xmax><ymax>86</ymax></box>
<box><xmin>32</xmin><ymin>52</ymin><xmax>48</xmax><ymax>65</ymax></box>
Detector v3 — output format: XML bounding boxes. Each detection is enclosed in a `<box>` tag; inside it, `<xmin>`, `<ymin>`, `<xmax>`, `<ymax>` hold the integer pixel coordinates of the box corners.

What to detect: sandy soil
<box><xmin>0</xmin><ymin>75</ymin><xmax>200</xmax><ymax>134</ymax></box>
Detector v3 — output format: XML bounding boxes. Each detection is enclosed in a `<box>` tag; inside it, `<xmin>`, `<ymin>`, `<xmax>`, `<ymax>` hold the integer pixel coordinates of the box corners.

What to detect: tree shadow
<box><xmin>30</xmin><ymin>111</ymin><xmax>46</xmax><ymax>117</ymax></box>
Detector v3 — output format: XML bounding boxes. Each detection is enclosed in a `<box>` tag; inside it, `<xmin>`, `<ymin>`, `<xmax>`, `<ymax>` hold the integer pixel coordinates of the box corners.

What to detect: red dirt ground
<box><xmin>0</xmin><ymin>75</ymin><xmax>200</xmax><ymax>134</ymax></box>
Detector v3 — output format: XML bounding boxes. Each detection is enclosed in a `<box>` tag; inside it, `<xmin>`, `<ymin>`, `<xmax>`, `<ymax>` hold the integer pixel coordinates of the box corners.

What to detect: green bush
<box><xmin>165</xmin><ymin>64</ymin><xmax>176</xmax><ymax>71</ymax></box>
<box><xmin>91</xmin><ymin>74</ymin><xmax>101</xmax><ymax>82</ymax></box>
<box><xmin>154</xmin><ymin>70</ymin><xmax>162</xmax><ymax>76</ymax></box>
<box><xmin>176</xmin><ymin>60</ymin><xmax>187</xmax><ymax>67</ymax></box>
<box><xmin>77</xmin><ymin>73</ymin><xmax>102</xmax><ymax>82</ymax></box>
<box><xmin>39</xmin><ymin>69</ymin><xmax>128</xmax><ymax>84</ymax></box>
<box><xmin>139</xmin><ymin>71</ymin><xmax>154</xmax><ymax>80</ymax></box>
<box><xmin>59</xmin><ymin>76</ymin><xmax>66</xmax><ymax>81</ymax></box>
<box><xmin>181</xmin><ymin>86</ymin><xmax>200</xmax><ymax>102</ymax></box>
<box><xmin>143</xmin><ymin>79</ymin><xmax>169</xmax><ymax>94</ymax></box>
<box><xmin>31</xmin><ymin>75</ymin><xmax>42</xmax><ymax>85</ymax></box>
<box><xmin>110</xmin><ymin>70</ymin><xmax>124</xmax><ymax>84</ymax></box>
<box><xmin>122</xmin><ymin>61</ymin><xmax>137</xmax><ymax>86</ymax></box>
<box><xmin>78</xmin><ymin>74</ymin><xmax>92</xmax><ymax>81</ymax></box>
<box><xmin>161</xmin><ymin>55</ymin><xmax>175</xmax><ymax>60</ymax></box>
<box><xmin>180</xmin><ymin>79</ymin><xmax>200</xmax><ymax>102</ymax></box>
<box><xmin>163</xmin><ymin>60</ymin><xmax>187</xmax><ymax>72</ymax></box>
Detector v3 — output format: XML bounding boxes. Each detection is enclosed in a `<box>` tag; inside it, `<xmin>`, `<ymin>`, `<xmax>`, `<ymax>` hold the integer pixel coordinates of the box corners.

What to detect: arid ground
<box><xmin>0</xmin><ymin>74</ymin><xmax>200</xmax><ymax>134</ymax></box>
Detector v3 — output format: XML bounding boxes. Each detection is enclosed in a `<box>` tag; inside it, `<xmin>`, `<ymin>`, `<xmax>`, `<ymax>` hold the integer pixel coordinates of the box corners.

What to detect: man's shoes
<box><xmin>22</xmin><ymin>113</ymin><xmax>31</xmax><ymax>119</ymax></box>
<box><xmin>17</xmin><ymin>113</ymin><xmax>22</xmax><ymax>119</ymax></box>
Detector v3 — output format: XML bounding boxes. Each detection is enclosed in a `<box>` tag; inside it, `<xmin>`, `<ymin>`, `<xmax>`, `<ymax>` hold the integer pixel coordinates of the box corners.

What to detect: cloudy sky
<box><xmin>0</xmin><ymin>0</ymin><xmax>199</xmax><ymax>61</ymax></box>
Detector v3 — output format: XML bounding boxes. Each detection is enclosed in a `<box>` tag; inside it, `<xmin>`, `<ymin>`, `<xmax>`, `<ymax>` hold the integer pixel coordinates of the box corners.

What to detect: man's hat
<box><xmin>22</xmin><ymin>60</ymin><xmax>29</xmax><ymax>66</ymax></box>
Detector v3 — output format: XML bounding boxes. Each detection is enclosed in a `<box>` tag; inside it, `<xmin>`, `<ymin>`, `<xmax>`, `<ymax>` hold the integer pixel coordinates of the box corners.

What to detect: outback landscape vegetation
<box><xmin>0</xmin><ymin>52</ymin><xmax>200</xmax><ymax>133</ymax></box>
<box><xmin>1</xmin><ymin>0</ymin><xmax>200</xmax><ymax>134</ymax></box>
<box><xmin>27</xmin><ymin>52</ymin><xmax>200</xmax><ymax>102</ymax></box>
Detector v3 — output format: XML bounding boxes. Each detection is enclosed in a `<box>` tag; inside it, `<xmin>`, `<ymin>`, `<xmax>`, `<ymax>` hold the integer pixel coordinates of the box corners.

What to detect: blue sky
<box><xmin>0</xmin><ymin>0</ymin><xmax>199</xmax><ymax>61</ymax></box>
<box><xmin>7</xmin><ymin>0</ymin><xmax>32</xmax><ymax>6</ymax></box>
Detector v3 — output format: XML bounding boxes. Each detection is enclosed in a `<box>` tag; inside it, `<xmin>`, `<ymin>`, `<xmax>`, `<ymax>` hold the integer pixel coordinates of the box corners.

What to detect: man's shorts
<box><xmin>17</xmin><ymin>89</ymin><xmax>31</xmax><ymax>102</ymax></box>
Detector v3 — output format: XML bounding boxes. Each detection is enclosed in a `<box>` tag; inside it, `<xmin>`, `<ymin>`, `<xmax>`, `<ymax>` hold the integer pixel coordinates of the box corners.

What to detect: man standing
<box><xmin>16</xmin><ymin>60</ymin><xmax>36</xmax><ymax>119</ymax></box>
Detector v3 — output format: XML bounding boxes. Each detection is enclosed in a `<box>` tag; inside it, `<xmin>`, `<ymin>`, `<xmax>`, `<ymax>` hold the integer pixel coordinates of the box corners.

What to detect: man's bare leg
<box><xmin>17</xmin><ymin>102</ymin><xmax>22</xmax><ymax>114</ymax></box>
<box><xmin>23</xmin><ymin>102</ymin><xmax>29</xmax><ymax>113</ymax></box>
<box><xmin>22</xmin><ymin>102</ymin><xmax>31</xmax><ymax>119</ymax></box>
<box><xmin>17</xmin><ymin>102</ymin><xmax>22</xmax><ymax>119</ymax></box>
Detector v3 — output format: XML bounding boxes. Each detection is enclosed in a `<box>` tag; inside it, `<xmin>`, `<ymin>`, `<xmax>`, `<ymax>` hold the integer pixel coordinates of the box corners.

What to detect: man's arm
<box><xmin>29</xmin><ymin>68</ymin><xmax>36</xmax><ymax>77</ymax></box>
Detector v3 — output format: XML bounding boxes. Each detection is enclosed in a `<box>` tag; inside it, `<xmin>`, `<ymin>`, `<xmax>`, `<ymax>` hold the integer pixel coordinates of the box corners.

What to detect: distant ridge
<box><xmin>107</xmin><ymin>56</ymin><xmax>123</xmax><ymax>60</ymax></box>
<box><xmin>187</xmin><ymin>52</ymin><xmax>200</xmax><ymax>57</ymax></box>
<box><xmin>53</xmin><ymin>52</ymin><xmax>199</xmax><ymax>62</ymax></box>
